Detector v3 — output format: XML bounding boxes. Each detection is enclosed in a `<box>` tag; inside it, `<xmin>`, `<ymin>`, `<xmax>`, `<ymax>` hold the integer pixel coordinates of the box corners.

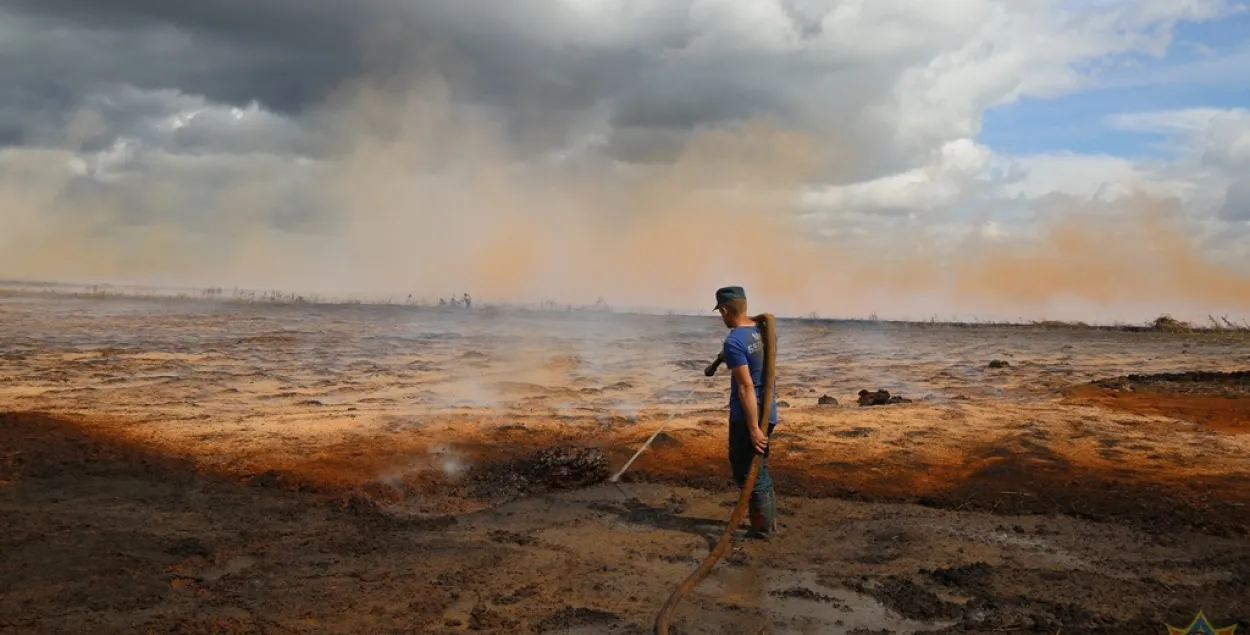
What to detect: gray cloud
<box><xmin>2</xmin><ymin>1</ymin><xmax>1249</xmax><ymax>320</ymax></box>
<box><xmin>1219</xmin><ymin>178</ymin><xmax>1250</xmax><ymax>222</ymax></box>
<box><xmin>0</xmin><ymin>0</ymin><xmax>368</xmax><ymax>111</ymax></box>
<box><xmin>0</xmin><ymin>1</ymin><xmax>914</xmax><ymax>175</ymax></box>
<box><xmin>5</xmin><ymin>0</ymin><xmax>1228</xmax><ymax>178</ymax></box>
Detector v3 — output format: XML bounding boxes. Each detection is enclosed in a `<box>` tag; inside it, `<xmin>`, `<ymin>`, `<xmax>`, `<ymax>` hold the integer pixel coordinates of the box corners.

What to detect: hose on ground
<box><xmin>654</xmin><ymin>312</ymin><xmax>777</xmax><ymax>635</ymax></box>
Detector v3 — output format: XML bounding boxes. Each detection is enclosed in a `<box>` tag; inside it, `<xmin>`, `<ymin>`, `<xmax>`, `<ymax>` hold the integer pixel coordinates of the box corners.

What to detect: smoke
<box><xmin>427</xmin><ymin>443</ymin><xmax>468</xmax><ymax>479</ymax></box>
<box><xmin>376</xmin><ymin>442</ymin><xmax>468</xmax><ymax>491</ymax></box>
<box><xmin>1</xmin><ymin>59</ymin><xmax>1249</xmax><ymax>324</ymax></box>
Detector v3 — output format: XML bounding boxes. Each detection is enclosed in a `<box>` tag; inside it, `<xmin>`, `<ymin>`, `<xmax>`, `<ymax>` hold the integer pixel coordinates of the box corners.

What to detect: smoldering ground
<box><xmin>2</xmin><ymin>56</ymin><xmax>1249</xmax><ymax>323</ymax></box>
<box><xmin>4</xmin><ymin>295</ymin><xmax>1250</xmax><ymax>633</ymax></box>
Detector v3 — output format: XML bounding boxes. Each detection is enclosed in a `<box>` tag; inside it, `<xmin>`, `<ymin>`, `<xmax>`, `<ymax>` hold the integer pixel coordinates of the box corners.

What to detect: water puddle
<box><xmin>701</xmin><ymin>570</ymin><xmax>955</xmax><ymax>634</ymax></box>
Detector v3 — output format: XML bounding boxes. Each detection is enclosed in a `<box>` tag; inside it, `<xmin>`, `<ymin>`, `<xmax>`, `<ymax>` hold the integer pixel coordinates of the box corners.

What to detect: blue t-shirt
<box><xmin>723</xmin><ymin>325</ymin><xmax>778</xmax><ymax>425</ymax></box>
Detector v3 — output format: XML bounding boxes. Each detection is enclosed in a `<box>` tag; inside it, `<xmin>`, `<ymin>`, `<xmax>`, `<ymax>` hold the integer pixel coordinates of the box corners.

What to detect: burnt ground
<box><xmin>6</xmin><ymin>294</ymin><xmax>1250</xmax><ymax>635</ymax></box>
<box><xmin>1088</xmin><ymin>370</ymin><xmax>1250</xmax><ymax>395</ymax></box>
<box><xmin>4</xmin><ymin>393</ymin><xmax>1250</xmax><ymax>635</ymax></box>
<box><xmin>1064</xmin><ymin>370</ymin><xmax>1250</xmax><ymax>434</ymax></box>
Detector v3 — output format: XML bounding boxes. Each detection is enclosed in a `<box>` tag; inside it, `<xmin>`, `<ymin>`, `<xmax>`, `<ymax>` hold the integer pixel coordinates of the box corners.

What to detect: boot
<box><xmin>745</xmin><ymin>489</ymin><xmax>777</xmax><ymax>540</ymax></box>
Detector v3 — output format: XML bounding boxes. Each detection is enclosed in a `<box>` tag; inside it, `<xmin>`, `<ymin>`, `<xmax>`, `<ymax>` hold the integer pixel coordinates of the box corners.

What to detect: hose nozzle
<box><xmin>703</xmin><ymin>353</ymin><xmax>724</xmax><ymax>377</ymax></box>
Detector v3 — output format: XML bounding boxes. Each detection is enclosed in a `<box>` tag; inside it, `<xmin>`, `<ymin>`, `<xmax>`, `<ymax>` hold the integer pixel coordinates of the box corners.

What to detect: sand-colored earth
<box><xmin>2</xmin><ymin>291</ymin><xmax>1249</xmax><ymax>634</ymax></box>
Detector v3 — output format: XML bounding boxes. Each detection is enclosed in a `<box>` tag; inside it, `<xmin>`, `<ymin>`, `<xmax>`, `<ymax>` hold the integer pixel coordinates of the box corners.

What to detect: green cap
<box><xmin>713</xmin><ymin>286</ymin><xmax>746</xmax><ymax>310</ymax></box>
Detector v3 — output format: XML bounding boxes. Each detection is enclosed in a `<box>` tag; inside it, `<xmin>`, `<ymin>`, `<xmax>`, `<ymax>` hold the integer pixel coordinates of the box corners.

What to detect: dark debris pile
<box><xmin>857</xmin><ymin>389</ymin><xmax>911</xmax><ymax>406</ymax></box>
<box><xmin>1090</xmin><ymin>370</ymin><xmax>1250</xmax><ymax>396</ymax></box>
<box><xmin>467</xmin><ymin>446</ymin><xmax>609</xmax><ymax>505</ymax></box>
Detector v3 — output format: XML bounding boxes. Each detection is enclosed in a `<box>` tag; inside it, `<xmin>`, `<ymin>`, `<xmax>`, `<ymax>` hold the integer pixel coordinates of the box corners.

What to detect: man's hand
<box><xmin>748</xmin><ymin>424</ymin><xmax>769</xmax><ymax>454</ymax></box>
<box><xmin>704</xmin><ymin>353</ymin><xmax>725</xmax><ymax>377</ymax></box>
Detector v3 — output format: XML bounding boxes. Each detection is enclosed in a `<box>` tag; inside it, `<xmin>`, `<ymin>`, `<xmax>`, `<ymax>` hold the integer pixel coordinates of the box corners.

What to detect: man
<box><xmin>713</xmin><ymin>285</ymin><xmax>779</xmax><ymax>540</ymax></box>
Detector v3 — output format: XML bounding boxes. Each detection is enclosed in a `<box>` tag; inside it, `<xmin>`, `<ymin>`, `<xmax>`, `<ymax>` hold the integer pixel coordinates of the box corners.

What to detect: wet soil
<box><xmin>615</xmin><ymin>426</ymin><xmax>1250</xmax><ymax>538</ymax></box>
<box><xmin>4</xmin><ymin>409</ymin><xmax>1250</xmax><ymax>635</ymax></box>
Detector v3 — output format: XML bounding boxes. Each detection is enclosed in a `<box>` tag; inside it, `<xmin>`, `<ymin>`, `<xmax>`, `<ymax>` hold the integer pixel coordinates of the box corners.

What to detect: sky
<box><xmin>1</xmin><ymin>0</ymin><xmax>1249</xmax><ymax>322</ymax></box>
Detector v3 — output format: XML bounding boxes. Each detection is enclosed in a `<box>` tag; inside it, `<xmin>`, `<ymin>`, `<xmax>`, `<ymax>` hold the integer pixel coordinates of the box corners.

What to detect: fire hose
<box><xmin>610</xmin><ymin>343</ymin><xmax>743</xmax><ymax>483</ymax></box>
<box><xmin>652</xmin><ymin>312</ymin><xmax>777</xmax><ymax>635</ymax></box>
<box><xmin>609</xmin><ymin>385</ymin><xmax>700</xmax><ymax>484</ymax></box>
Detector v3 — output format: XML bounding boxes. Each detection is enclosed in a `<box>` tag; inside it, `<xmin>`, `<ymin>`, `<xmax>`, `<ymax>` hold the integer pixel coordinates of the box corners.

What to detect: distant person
<box><xmin>463</xmin><ymin>293</ymin><xmax>472</xmax><ymax>308</ymax></box>
<box><xmin>713</xmin><ymin>285</ymin><xmax>779</xmax><ymax>540</ymax></box>
<box><xmin>439</xmin><ymin>298</ymin><xmax>446</xmax><ymax>306</ymax></box>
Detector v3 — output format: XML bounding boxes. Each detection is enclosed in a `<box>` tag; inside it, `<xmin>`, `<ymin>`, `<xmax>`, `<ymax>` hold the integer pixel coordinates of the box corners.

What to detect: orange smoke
<box><xmin>0</xmin><ymin>68</ymin><xmax>1247</xmax><ymax>324</ymax></box>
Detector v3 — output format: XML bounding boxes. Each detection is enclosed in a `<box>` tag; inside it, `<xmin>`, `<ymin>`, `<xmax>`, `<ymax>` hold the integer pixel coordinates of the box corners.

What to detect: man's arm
<box><xmin>724</xmin><ymin>337</ymin><xmax>767</xmax><ymax>452</ymax></box>
<box><xmin>731</xmin><ymin>364</ymin><xmax>767</xmax><ymax>453</ymax></box>
<box><xmin>731</xmin><ymin>364</ymin><xmax>760</xmax><ymax>429</ymax></box>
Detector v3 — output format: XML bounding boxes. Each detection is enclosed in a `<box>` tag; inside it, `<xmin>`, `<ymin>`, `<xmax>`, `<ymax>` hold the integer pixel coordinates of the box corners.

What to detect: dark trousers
<box><xmin>729</xmin><ymin>418</ymin><xmax>775</xmax><ymax>507</ymax></box>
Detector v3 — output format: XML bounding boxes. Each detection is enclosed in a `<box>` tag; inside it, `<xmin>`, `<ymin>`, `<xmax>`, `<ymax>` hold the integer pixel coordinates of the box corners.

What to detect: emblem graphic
<box><xmin>1166</xmin><ymin>611</ymin><xmax>1237</xmax><ymax>635</ymax></box>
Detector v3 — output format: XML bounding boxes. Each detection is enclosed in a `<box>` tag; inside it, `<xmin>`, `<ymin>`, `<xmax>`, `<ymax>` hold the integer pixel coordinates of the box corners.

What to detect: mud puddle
<box><xmin>698</xmin><ymin>570</ymin><xmax>954</xmax><ymax>634</ymax></box>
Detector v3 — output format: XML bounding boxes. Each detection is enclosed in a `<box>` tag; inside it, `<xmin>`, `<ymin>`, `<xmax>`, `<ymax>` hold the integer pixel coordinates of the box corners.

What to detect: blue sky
<box><xmin>978</xmin><ymin>9</ymin><xmax>1250</xmax><ymax>159</ymax></box>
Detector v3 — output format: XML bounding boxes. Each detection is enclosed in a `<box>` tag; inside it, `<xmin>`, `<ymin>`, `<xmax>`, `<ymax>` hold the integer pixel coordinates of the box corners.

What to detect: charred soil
<box><xmin>4</xmin><ymin>409</ymin><xmax>1250</xmax><ymax>635</ymax></box>
<box><xmin>1065</xmin><ymin>370</ymin><xmax>1250</xmax><ymax>434</ymax></box>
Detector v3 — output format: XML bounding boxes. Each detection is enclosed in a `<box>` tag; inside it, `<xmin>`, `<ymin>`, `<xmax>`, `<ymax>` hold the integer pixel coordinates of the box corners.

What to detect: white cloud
<box><xmin>1097</xmin><ymin>42</ymin><xmax>1250</xmax><ymax>89</ymax></box>
<box><xmin>994</xmin><ymin>153</ymin><xmax>1155</xmax><ymax>200</ymax></box>
<box><xmin>799</xmin><ymin>138</ymin><xmax>993</xmax><ymax>216</ymax></box>
<box><xmin>1106</xmin><ymin>107</ymin><xmax>1228</xmax><ymax>134</ymax></box>
<box><xmin>1199</xmin><ymin>108</ymin><xmax>1250</xmax><ymax>166</ymax></box>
